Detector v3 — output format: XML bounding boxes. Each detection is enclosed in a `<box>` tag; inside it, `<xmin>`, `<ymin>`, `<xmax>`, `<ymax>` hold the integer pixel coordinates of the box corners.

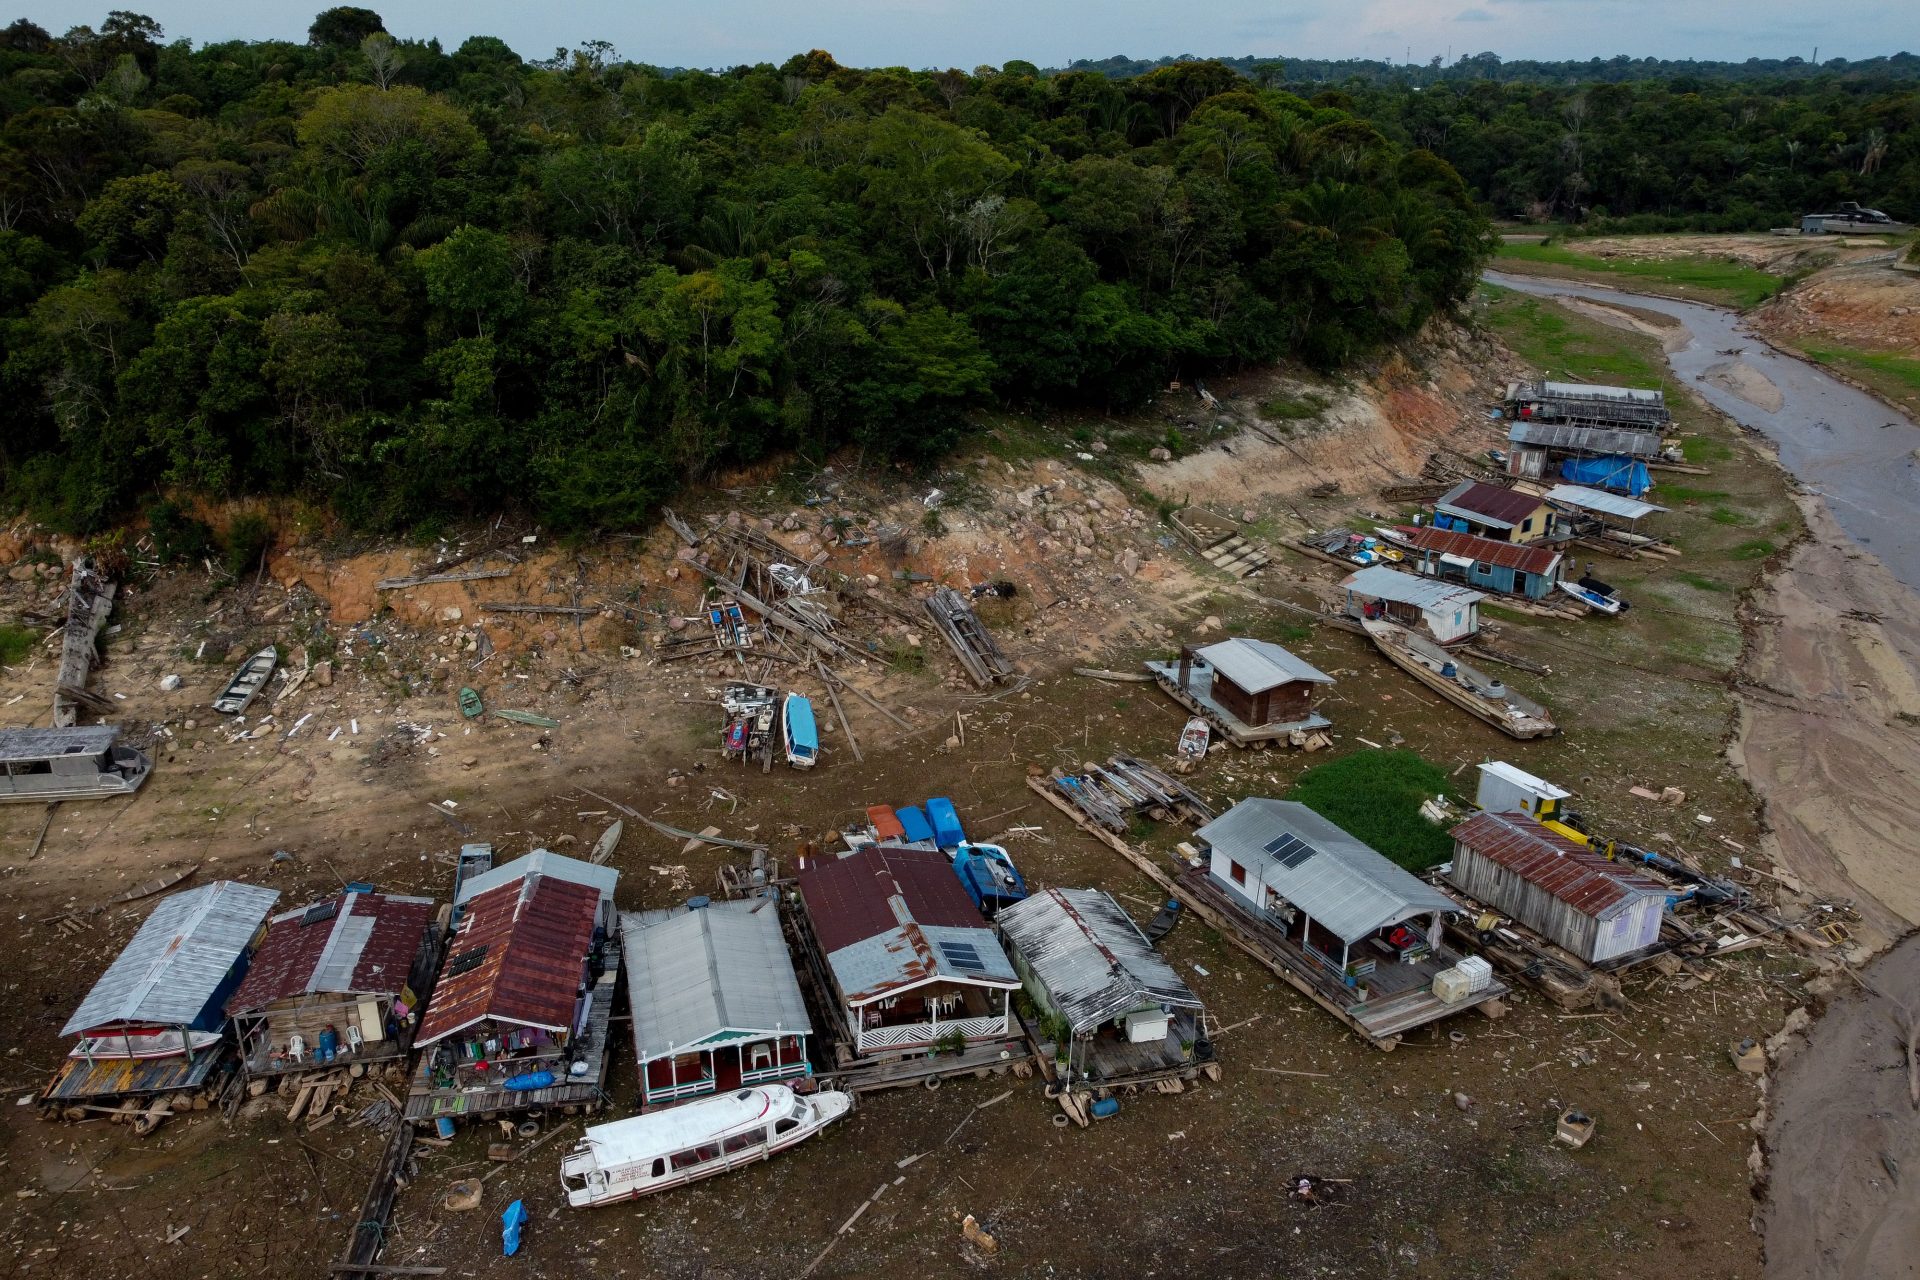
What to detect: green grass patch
<box><xmin>1731</xmin><ymin>538</ymin><xmax>1777</xmax><ymax>560</ymax></box>
<box><xmin>1286</xmin><ymin>749</ymin><xmax>1454</xmax><ymax>871</ymax></box>
<box><xmin>1260</xmin><ymin>393</ymin><xmax>1328</xmax><ymax>421</ymax></box>
<box><xmin>1476</xmin><ymin>291</ymin><xmax>1670</xmax><ymax>388</ymax></box>
<box><xmin>1658</xmin><ymin>485</ymin><xmax>1729</xmax><ymax>503</ymax></box>
<box><xmin>1681</xmin><ymin>436</ymin><xmax>1734</xmax><ymax>464</ymax></box>
<box><xmin>0</xmin><ymin>623</ymin><xmax>35</xmax><ymax>666</ymax></box>
<box><xmin>1795</xmin><ymin>341</ymin><xmax>1920</xmax><ymax>401</ymax></box>
<box><xmin>1674</xmin><ymin>572</ymin><xmax>1730</xmax><ymax>593</ymax></box>
<box><xmin>1708</xmin><ymin>506</ymin><xmax>1747</xmax><ymax>526</ymax></box>
<box><xmin>1493</xmin><ymin>242</ymin><xmax>1783</xmax><ymax>308</ymax></box>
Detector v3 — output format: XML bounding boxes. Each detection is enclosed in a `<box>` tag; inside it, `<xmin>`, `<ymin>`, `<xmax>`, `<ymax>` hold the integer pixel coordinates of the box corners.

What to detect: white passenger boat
<box><xmin>561</xmin><ymin>1084</ymin><xmax>852</xmax><ymax>1209</ymax></box>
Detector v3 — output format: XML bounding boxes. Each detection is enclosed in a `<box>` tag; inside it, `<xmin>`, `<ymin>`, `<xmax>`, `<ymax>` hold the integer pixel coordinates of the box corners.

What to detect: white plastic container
<box><xmin>1456</xmin><ymin>955</ymin><xmax>1494</xmax><ymax>993</ymax></box>
<box><xmin>1431</xmin><ymin>968</ymin><xmax>1471</xmax><ymax>1005</ymax></box>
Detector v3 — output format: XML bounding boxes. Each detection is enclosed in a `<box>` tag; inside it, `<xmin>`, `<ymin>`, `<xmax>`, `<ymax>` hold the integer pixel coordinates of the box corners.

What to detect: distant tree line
<box><xmin>0</xmin><ymin>13</ymin><xmax>1489</xmax><ymax>535</ymax></box>
<box><xmin>1064</xmin><ymin>50</ymin><xmax>1920</xmax><ymax>88</ymax></box>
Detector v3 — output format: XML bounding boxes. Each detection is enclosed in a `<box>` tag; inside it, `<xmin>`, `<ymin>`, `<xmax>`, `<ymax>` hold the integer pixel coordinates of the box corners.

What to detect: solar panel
<box><xmin>1262</xmin><ymin>833</ymin><xmax>1319</xmax><ymax>869</ymax></box>
<box><xmin>939</xmin><ymin>941</ymin><xmax>986</xmax><ymax>971</ymax></box>
<box><xmin>445</xmin><ymin>945</ymin><xmax>489</xmax><ymax>977</ymax></box>
<box><xmin>302</xmin><ymin>901</ymin><xmax>340</xmax><ymax>927</ymax></box>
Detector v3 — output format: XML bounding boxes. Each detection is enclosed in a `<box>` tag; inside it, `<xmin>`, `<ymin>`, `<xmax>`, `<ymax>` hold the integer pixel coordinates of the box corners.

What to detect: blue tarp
<box><xmin>897</xmin><ymin>806</ymin><xmax>934</xmax><ymax>844</ymax></box>
<box><xmin>1560</xmin><ymin>456</ymin><xmax>1652</xmax><ymax>497</ymax></box>
<box><xmin>925</xmin><ymin>797</ymin><xmax>965</xmax><ymax>849</ymax></box>
<box><xmin>502</xmin><ymin>1199</ymin><xmax>529</xmax><ymax>1256</ymax></box>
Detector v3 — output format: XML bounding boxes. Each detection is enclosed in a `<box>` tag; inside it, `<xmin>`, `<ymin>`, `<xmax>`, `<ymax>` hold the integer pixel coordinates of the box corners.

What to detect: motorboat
<box><xmin>951</xmin><ymin>842</ymin><xmax>1028</xmax><ymax>916</ymax></box>
<box><xmin>782</xmin><ymin>693</ymin><xmax>819</xmax><ymax>769</ymax></box>
<box><xmin>561</xmin><ymin>1085</ymin><xmax>851</xmax><ymax>1209</ymax></box>
<box><xmin>213</xmin><ymin>646</ymin><xmax>278</xmax><ymax>715</ymax></box>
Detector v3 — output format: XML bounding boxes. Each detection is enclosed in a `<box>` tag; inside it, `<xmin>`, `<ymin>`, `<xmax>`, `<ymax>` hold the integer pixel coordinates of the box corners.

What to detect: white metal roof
<box><xmin>1508</xmin><ymin>421</ymin><xmax>1662</xmax><ymax>457</ymax></box>
<box><xmin>578</xmin><ymin>1085</ymin><xmax>798</xmax><ymax>1169</ymax></box>
<box><xmin>456</xmin><ymin>848</ymin><xmax>617</xmax><ymax>910</ymax></box>
<box><xmin>1541</xmin><ymin>381</ymin><xmax>1665</xmax><ymax>404</ymax></box>
<box><xmin>1477</xmin><ymin>761</ymin><xmax>1571</xmax><ymax>801</ymax></box>
<box><xmin>1196</xmin><ymin>800</ymin><xmax>1458</xmax><ymax>945</ymax></box>
<box><xmin>62</xmin><ymin>880</ymin><xmax>280</xmax><ymax>1036</ymax></box>
<box><xmin>1194</xmin><ymin>638</ymin><xmax>1333</xmax><ymax>694</ymax></box>
<box><xmin>1542</xmin><ymin>484</ymin><xmax>1668</xmax><ymax>521</ymax></box>
<box><xmin>620</xmin><ymin>901</ymin><xmax>812</xmax><ymax>1064</ymax></box>
<box><xmin>1342</xmin><ymin>565</ymin><xmax>1485</xmax><ymax>611</ymax></box>
<box><xmin>997</xmin><ymin>888</ymin><xmax>1201</xmax><ymax>1033</ymax></box>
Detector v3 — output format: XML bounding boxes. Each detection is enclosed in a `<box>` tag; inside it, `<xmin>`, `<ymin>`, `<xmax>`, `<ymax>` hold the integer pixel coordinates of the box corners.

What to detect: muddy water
<box><xmin>1485</xmin><ymin>270</ymin><xmax>1920</xmax><ymax>590</ymax></box>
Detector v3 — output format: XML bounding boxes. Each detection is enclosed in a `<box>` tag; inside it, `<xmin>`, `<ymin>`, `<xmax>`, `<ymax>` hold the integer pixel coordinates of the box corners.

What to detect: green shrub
<box><xmin>146</xmin><ymin>499</ymin><xmax>214</xmax><ymax>564</ymax></box>
<box><xmin>0</xmin><ymin>624</ymin><xmax>35</xmax><ymax>667</ymax></box>
<box><xmin>1287</xmin><ymin>748</ymin><xmax>1456</xmax><ymax>871</ymax></box>
<box><xmin>221</xmin><ymin>513</ymin><xmax>272</xmax><ymax>580</ymax></box>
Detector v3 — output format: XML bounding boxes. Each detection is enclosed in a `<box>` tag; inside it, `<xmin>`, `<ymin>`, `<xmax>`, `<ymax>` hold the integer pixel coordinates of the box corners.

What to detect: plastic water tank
<box><xmin>1090</xmin><ymin>1097</ymin><xmax>1121</xmax><ymax>1120</ymax></box>
<box><xmin>1456</xmin><ymin>955</ymin><xmax>1494</xmax><ymax>993</ymax></box>
<box><xmin>1431</xmin><ymin>968</ymin><xmax>1471</xmax><ymax>1005</ymax></box>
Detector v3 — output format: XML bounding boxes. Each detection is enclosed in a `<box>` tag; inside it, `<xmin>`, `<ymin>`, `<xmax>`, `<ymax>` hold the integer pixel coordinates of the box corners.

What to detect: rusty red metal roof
<box><xmin>795</xmin><ymin>845</ymin><xmax>984</xmax><ymax>954</ymax></box>
<box><xmin>229</xmin><ymin>892</ymin><xmax>436</xmax><ymax>1013</ymax></box>
<box><xmin>415</xmin><ymin>875</ymin><xmax>600</xmax><ymax>1046</ymax></box>
<box><xmin>1450</xmin><ymin>811</ymin><xmax>1666</xmax><ymax>917</ymax></box>
<box><xmin>1438</xmin><ymin>481</ymin><xmax>1549</xmax><ymax>528</ymax></box>
<box><xmin>1405</xmin><ymin>526</ymin><xmax>1562</xmax><ymax>578</ymax></box>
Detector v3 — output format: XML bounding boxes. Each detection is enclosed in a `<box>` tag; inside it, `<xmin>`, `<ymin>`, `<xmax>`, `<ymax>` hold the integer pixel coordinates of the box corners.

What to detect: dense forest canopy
<box><xmin>0</xmin><ymin>12</ymin><xmax>1491</xmax><ymax>535</ymax></box>
<box><xmin>1066</xmin><ymin>51</ymin><xmax>1920</xmax><ymax>88</ymax></box>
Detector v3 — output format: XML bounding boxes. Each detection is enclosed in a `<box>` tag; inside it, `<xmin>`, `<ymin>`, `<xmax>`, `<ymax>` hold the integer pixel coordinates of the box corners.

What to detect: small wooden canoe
<box><xmin>111</xmin><ymin>864</ymin><xmax>197</xmax><ymax>903</ymax></box>
<box><xmin>458</xmin><ymin>686</ymin><xmax>485</xmax><ymax>718</ymax></box>
<box><xmin>212</xmin><ymin>646</ymin><xmax>278</xmax><ymax>715</ymax></box>
<box><xmin>590</xmin><ymin>820</ymin><xmax>623</xmax><ymax>866</ymax></box>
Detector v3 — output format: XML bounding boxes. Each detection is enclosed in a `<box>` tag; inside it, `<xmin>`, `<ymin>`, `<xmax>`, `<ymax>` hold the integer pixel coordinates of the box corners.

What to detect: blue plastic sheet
<box><xmin>501</xmin><ymin>1199</ymin><xmax>529</xmax><ymax>1256</ymax></box>
<box><xmin>1559</xmin><ymin>456</ymin><xmax>1651</xmax><ymax>496</ymax></box>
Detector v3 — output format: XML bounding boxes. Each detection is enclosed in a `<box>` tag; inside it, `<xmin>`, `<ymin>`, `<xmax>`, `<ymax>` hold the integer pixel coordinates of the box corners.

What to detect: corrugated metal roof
<box><xmin>1342</xmin><ymin>565</ymin><xmax>1486</xmax><ymax>610</ymax></box>
<box><xmin>1196</xmin><ymin>800</ymin><xmax>1458</xmax><ymax>944</ymax></box>
<box><xmin>416</xmin><ymin>874</ymin><xmax>604</xmax><ymax>1046</ymax></box>
<box><xmin>1403</xmin><ymin>527</ymin><xmax>1562</xmax><ymax>578</ymax></box>
<box><xmin>1508</xmin><ymin>422</ymin><xmax>1662</xmax><ymax>457</ymax></box>
<box><xmin>1537</xmin><ymin>380</ymin><xmax>1665</xmax><ymax>405</ymax></box>
<box><xmin>619</xmin><ymin>901</ymin><xmax>811</xmax><ymax>1063</ymax></box>
<box><xmin>1477</xmin><ymin>761</ymin><xmax>1570</xmax><ymax>802</ymax></box>
<box><xmin>1193</xmin><ymin>638</ymin><xmax>1332</xmax><ymax>693</ymax></box>
<box><xmin>997</xmin><ymin>888</ymin><xmax>1201</xmax><ymax>1033</ymax></box>
<box><xmin>1542</xmin><ymin>484</ymin><xmax>1668</xmax><ymax>521</ymax></box>
<box><xmin>1449</xmin><ymin>811</ymin><xmax>1667</xmax><ymax>917</ymax></box>
<box><xmin>0</xmin><ymin>725</ymin><xmax>120</xmax><ymax>765</ymax></box>
<box><xmin>456</xmin><ymin>849</ymin><xmax>617</xmax><ymax>911</ymax></box>
<box><xmin>796</xmin><ymin>845</ymin><xmax>986</xmax><ymax>955</ymax></box>
<box><xmin>229</xmin><ymin>892</ymin><xmax>437</xmax><ymax>1013</ymax></box>
<box><xmin>797</xmin><ymin>846</ymin><xmax>1017</xmax><ymax>1003</ymax></box>
<box><xmin>63</xmin><ymin>881</ymin><xmax>280</xmax><ymax>1036</ymax></box>
<box><xmin>1436</xmin><ymin>481</ymin><xmax>1547</xmax><ymax>530</ymax></box>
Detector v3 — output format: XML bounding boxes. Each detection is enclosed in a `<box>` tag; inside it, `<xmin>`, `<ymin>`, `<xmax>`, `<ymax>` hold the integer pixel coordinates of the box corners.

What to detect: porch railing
<box><xmin>857</xmin><ymin>1012</ymin><xmax>1005</xmax><ymax>1054</ymax></box>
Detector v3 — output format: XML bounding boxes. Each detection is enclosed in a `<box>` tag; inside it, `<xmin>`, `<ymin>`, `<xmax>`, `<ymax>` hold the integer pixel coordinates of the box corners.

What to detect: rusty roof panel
<box><xmin>1449</xmin><ymin>811</ymin><xmax>1666</xmax><ymax>917</ymax></box>
<box><xmin>1437</xmin><ymin>480</ymin><xmax>1549</xmax><ymax>529</ymax></box>
<box><xmin>415</xmin><ymin>875</ymin><xmax>600</xmax><ymax>1046</ymax></box>
<box><xmin>795</xmin><ymin>845</ymin><xmax>986</xmax><ymax>955</ymax></box>
<box><xmin>1405</xmin><ymin>526</ymin><xmax>1562</xmax><ymax>578</ymax></box>
<box><xmin>229</xmin><ymin>892</ymin><xmax>436</xmax><ymax>1013</ymax></box>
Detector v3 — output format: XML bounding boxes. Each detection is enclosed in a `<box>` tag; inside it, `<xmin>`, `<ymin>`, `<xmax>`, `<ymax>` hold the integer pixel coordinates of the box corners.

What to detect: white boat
<box><xmin>1177</xmin><ymin>717</ymin><xmax>1210</xmax><ymax>760</ymax></box>
<box><xmin>1372</xmin><ymin>526</ymin><xmax>1417</xmax><ymax>549</ymax></box>
<box><xmin>212</xmin><ymin>646</ymin><xmax>278</xmax><ymax>715</ymax></box>
<box><xmin>561</xmin><ymin>1084</ymin><xmax>852</xmax><ymax>1209</ymax></box>
<box><xmin>1558</xmin><ymin>579</ymin><xmax>1626</xmax><ymax>615</ymax></box>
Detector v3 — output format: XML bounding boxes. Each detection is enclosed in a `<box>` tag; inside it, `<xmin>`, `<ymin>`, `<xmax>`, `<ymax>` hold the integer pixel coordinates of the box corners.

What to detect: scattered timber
<box><xmin>110</xmin><ymin>865</ymin><xmax>198</xmax><ymax>904</ymax></box>
<box><xmin>53</xmin><ymin>560</ymin><xmax>115</xmax><ymax>728</ymax></box>
<box><xmin>923</xmin><ymin>587</ymin><xmax>1016</xmax><ymax>687</ymax></box>
<box><xmin>1072</xmin><ymin>667</ymin><xmax>1155</xmax><ymax>683</ymax></box>
<box><xmin>493</xmin><ymin>709</ymin><xmax>559</xmax><ymax>728</ymax></box>
<box><xmin>375</xmin><ymin>568</ymin><xmax>511</xmax><ymax>590</ymax></box>
<box><xmin>334</xmin><ymin>1120</ymin><xmax>414</xmax><ymax>1279</ymax></box>
<box><xmin>477</xmin><ymin>602</ymin><xmax>601</xmax><ymax>616</ymax></box>
<box><xmin>578</xmin><ymin>787</ymin><xmax>770</xmax><ymax>853</ymax></box>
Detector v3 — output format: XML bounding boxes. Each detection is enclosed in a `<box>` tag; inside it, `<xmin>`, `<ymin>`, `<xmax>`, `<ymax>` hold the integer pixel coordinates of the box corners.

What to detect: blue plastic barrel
<box><xmin>1090</xmin><ymin>1097</ymin><xmax>1121</xmax><ymax>1119</ymax></box>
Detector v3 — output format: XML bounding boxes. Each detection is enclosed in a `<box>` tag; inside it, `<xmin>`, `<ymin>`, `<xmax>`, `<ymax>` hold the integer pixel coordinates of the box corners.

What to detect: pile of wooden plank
<box><xmin>1045</xmin><ymin>756</ymin><xmax>1215</xmax><ymax>834</ymax></box>
<box><xmin>922</xmin><ymin>587</ymin><xmax>1017</xmax><ymax>687</ymax></box>
<box><xmin>1169</xmin><ymin>508</ymin><xmax>1270</xmax><ymax>578</ymax></box>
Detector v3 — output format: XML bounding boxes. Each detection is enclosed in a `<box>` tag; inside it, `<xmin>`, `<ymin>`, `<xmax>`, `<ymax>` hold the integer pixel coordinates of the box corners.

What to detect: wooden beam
<box><xmin>375</xmin><ymin>568</ymin><xmax>511</xmax><ymax>590</ymax></box>
<box><xmin>815</xmin><ymin>661</ymin><xmax>863</xmax><ymax>763</ymax></box>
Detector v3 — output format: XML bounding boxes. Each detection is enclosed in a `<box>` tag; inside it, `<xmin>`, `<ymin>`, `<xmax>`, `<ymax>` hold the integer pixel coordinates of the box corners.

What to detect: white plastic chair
<box><xmin>287</xmin><ymin>1034</ymin><xmax>306</xmax><ymax>1064</ymax></box>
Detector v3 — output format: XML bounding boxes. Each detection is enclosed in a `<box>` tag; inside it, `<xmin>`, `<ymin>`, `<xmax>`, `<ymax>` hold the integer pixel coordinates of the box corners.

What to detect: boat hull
<box><xmin>1558</xmin><ymin>581</ymin><xmax>1624</xmax><ymax>614</ymax></box>
<box><xmin>1362</xmin><ymin>620</ymin><xmax>1555</xmax><ymax>740</ymax></box>
<box><xmin>212</xmin><ymin>647</ymin><xmax>279</xmax><ymax>715</ymax></box>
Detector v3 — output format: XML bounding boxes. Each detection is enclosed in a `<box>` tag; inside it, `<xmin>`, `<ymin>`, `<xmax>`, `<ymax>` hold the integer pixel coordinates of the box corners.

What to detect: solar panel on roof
<box><xmin>1262</xmin><ymin>833</ymin><xmax>1319</xmax><ymax>869</ymax></box>
<box><xmin>445</xmin><ymin>945</ymin><xmax>489</xmax><ymax>977</ymax></box>
<box><xmin>939</xmin><ymin>940</ymin><xmax>986</xmax><ymax>971</ymax></box>
<box><xmin>302</xmin><ymin>901</ymin><xmax>340</xmax><ymax>927</ymax></box>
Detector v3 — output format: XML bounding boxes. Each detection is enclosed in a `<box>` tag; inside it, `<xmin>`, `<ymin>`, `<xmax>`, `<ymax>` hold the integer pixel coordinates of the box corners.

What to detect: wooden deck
<box><xmin>404</xmin><ymin>964</ymin><xmax>618</xmax><ymax>1125</ymax></box>
<box><xmin>1028</xmin><ymin>776</ymin><xmax>1507</xmax><ymax>1050</ymax></box>
<box><xmin>1143</xmin><ymin>661</ymin><xmax>1331</xmax><ymax>748</ymax></box>
<box><xmin>43</xmin><ymin>1046</ymin><xmax>227</xmax><ymax>1103</ymax></box>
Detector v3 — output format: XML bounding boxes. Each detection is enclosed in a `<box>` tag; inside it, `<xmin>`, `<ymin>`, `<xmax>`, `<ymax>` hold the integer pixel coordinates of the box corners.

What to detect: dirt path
<box><xmin>1761</xmin><ymin>934</ymin><xmax>1920</xmax><ymax>1280</ymax></box>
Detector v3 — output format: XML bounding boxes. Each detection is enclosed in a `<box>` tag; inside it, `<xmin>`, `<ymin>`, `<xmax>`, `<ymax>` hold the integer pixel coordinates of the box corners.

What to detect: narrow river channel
<box><xmin>1484</xmin><ymin>269</ymin><xmax>1920</xmax><ymax>591</ymax></box>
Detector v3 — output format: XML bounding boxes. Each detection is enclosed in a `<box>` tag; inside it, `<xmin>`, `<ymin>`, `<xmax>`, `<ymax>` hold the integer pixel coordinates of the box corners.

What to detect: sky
<box><xmin>16</xmin><ymin>0</ymin><xmax>1917</xmax><ymax>68</ymax></box>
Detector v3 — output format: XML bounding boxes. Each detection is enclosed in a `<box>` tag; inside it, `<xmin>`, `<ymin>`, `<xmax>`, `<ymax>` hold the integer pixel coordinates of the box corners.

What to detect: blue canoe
<box><xmin>783</xmin><ymin>693</ymin><xmax>819</xmax><ymax>769</ymax></box>
<box><xmin>925</xmin><ymin>797</ymin><xmax>965</xmax><ymax>850</ymax></box>
<box><xmin>896</xmin><ymin>805</ymin><xmax>935</xmax><ymax>846</ymax></box>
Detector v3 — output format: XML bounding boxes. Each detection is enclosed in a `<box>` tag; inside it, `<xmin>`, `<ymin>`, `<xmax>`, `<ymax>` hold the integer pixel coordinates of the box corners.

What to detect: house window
<box><xmin>1229</xmin><ymin>861</ymin><xmax>1247</xmax><ymax>886</ymax></box>
<box><xmin>1521</xmin><ymin>517</ymin><xmax>1533</xmax><ymax>533</ymax></box>
<box><xmin>722</xmin><ymin>1131</ymin><xmax>760</xmax><ymax>1155</ymax></box>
